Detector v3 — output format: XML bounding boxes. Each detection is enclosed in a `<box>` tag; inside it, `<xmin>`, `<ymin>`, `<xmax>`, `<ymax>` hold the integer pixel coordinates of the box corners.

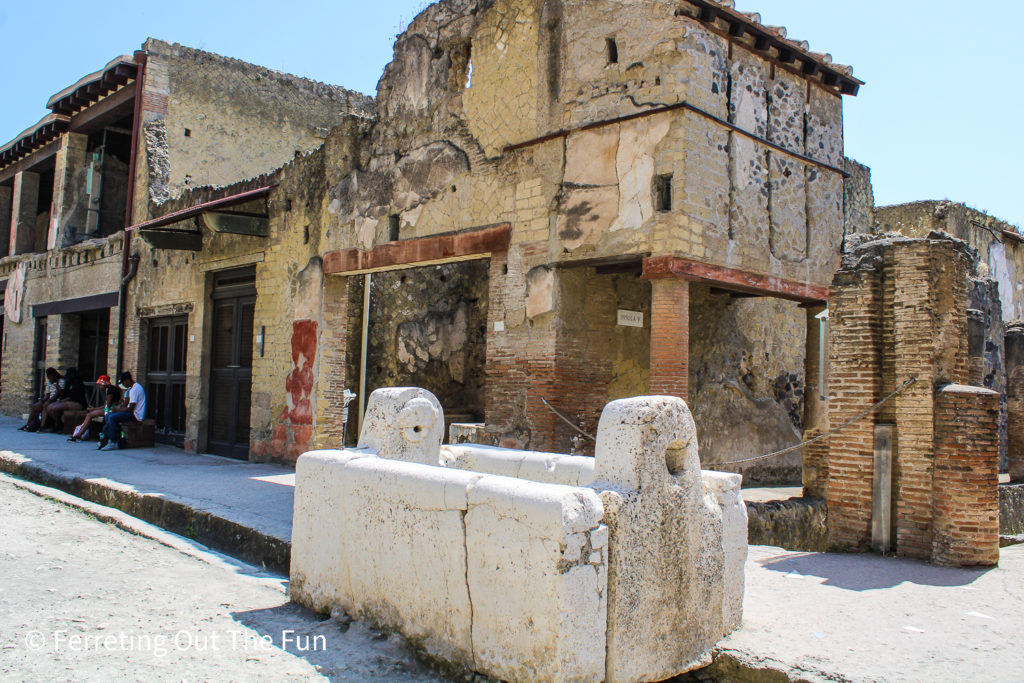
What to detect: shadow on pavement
<box><xmin>231</xmin><ymin>603</ymin><xmax>446</xmax><ymax>682</ymax></box>
<box><xmin>757</xmin><ymin>550</ymin><xmax>992</xmax><ymax>590</ymax></box>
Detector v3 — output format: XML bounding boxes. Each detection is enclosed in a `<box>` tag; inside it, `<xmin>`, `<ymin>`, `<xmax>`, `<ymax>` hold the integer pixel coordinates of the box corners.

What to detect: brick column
<box><xmin>826</xmin><ymin>268</ymin><xmax>883</xmax><ymax>551</ymax></box>
<box><xmin>932</xmin><ymin>384</ymin><xmax>1000</xmax><ymax>567</ymax></box>
<box><xmin>50</xmin><ymin>132</ymin><xmax>89</xmax><ymax>249</ymax></box>
<box><xmin>802</xmin><ymin>303</ymin><xmax>828</xmax><ymax>498</ymax></box>
<box><xmin>891</xmin><ymin>243</ymin><xmax>969</xmax><ymax>560</ymax></box>
<box><xmin>649</xmin><ymin>278</ymin><xmax>689</xmax><ymax>401</ymax></box>
<box><xmin>10</xmin><ymin>171</ymin><xmax>40</xmax><ymax>256</ymax></box>
<box><xmin>312</xmin><ymin>274</ymin><xmax>352</xmax><ymax>449</ymax></box>
<box><xmin>0</xmin><ymin>184</ymin><xmax>12</xmax><ymax>258</ymax></box>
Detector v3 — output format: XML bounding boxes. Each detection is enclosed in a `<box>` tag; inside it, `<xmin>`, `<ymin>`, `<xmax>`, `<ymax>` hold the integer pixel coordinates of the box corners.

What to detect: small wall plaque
<box><xmin>617</xmin><ymin>309</ymin><xmax>643</xmax><ymax>327</ymax></box>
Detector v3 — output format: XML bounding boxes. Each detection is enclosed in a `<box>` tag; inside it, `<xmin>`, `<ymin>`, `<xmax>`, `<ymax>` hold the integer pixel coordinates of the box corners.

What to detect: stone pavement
<box><xmin>0</xmin><ymin>415</ymin><xmax>295</xmax><ymax>571</ymax></box>
<box><xmin>0</xmin><ymin>476</ymin><xmax>444</xmax><ymax>682</ymax></box>
<box><xmin>2</xmin><ymin>416</ymin><xmax>1023</xmax><ymax>681</ymax></box>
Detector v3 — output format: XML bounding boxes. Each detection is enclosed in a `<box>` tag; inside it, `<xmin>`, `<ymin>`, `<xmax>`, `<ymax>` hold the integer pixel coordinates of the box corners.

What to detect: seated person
<box><xmin>68</xmin><ymin>375</ymin><xmax>121</xmax><ymax>442</ymax></box>
<box><xmin>19</xmin><ymin>368</ymin><xmax>64</xmax><ymax>432</ymax></box>
<box><xmin>42</xmin><ymin>367</ymin><xmax>87</xmax><ymax>432</ymax></box>
<box><xmin>98</xmin><ymin>372</ymin><xmax>146</xmax><ymax>450</ymax></box>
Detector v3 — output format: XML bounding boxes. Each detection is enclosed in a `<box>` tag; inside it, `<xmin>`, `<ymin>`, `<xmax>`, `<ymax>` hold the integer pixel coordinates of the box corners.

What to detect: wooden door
<box><xmin>147</xmin><ymin>315</ymin><xmax>188</xmax><ymax>446</ymax></box>
<box><xmin>207</xmin><ymin>268</ymin><xmax>256</xmax><ymax>459</ymax></box>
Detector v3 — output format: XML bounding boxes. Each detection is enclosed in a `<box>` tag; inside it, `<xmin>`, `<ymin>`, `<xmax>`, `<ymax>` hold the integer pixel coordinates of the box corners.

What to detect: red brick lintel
<box><xmin>641</xmin><ymin>255</ymin><xmax>829</xmax><ymax>304</ymax></box>
<box><xmin>322</xmin><ymin>223</ymin><xmax>511</xmax><ymax>275</ymax></box>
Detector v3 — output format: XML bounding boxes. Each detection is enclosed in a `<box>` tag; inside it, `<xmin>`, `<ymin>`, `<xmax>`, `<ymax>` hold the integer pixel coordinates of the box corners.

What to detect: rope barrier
<box><xmin>540</xmin><ymin>397</ymin><xmax>597</xmax><ymax>441</ymax></box>
<box><xmin>715</xmin><ymin>376</ymin><xmax>918</xmax><ymax>465</ymax></box>
<box><xmin>540</xmin><ymin>375</ymin><xmax>919</xmax><ymax>462</ymax></box>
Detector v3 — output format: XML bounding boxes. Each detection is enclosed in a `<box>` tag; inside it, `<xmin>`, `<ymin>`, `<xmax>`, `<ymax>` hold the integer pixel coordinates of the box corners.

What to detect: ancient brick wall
<box><xmin>825</xmin><ymin>234</ymin><xmax>997</xmax><ymax>565</ymax></box>
<box><xmin>876</xmin><ymin>200</ymin><xmax>1024</xmax><ymax>321</ymax></box>
<box><xmin>826</xmin><ymin>264</ymin><xmax>883</xmax><ymax>550</ymax></box>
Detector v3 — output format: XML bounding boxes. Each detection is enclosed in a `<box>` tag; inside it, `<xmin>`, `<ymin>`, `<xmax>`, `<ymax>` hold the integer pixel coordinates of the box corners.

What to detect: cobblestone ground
<box><xmin>0</xmin><ymin>478</ymin><xmax>446</xmax><ymax>682</ymax></box>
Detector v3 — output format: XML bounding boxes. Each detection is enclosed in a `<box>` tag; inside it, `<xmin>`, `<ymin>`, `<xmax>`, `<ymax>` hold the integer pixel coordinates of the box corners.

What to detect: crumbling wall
<box><xmin>876</xmin><ymin>200</ymin><xmax>1024</xmax><ymax>321</ymax></box>
<box><xmin>365</xmin><ymin>260</ymin><xmax>489</xmax><ymax>428</ymax></box>
<box><xmin>133</xmin><ymin>38</ymin><xmax>374</xmax><ymax>225</ymax></box>
<box><xmin>128</xmin><ymin>121</ymin><xmax>363</xmax><ymax>460</ymax></box>
<box><xmin>323</xmin><ymin>0</ymin><xmax>850</xmax><ymax>453</ymax></box>
<box><xmin>688</xmin><ymin>284</ymin><xmax>805</xmax><ymax>484</ymax></box>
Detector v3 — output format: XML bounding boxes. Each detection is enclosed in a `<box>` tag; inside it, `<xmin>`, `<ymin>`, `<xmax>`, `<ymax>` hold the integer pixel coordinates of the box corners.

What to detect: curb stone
<box><xmin>0</xmin><ymin>451</ymin><xmax>291</xmax><ymax>574</ymax></box>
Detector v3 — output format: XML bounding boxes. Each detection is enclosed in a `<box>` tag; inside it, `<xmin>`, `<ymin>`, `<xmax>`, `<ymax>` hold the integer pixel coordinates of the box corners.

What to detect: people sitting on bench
<box><xmin>98</xmin><ymin>372</ymin><xmax>147</xmax><ymax>451</ymax></box>
<box><xmin>18</xmin><ymin>368</ymin><xmax>64</xmax><ymax>432</ymax></box>
<box><xmin>42</xmin><ymin>367</ymin><xmax>87</xmax><ymax>433</ymax></box>
<box><xmin>68</xmin><ymin>375</ymin><xmax>122</xmax><ymax>442</ymax></box>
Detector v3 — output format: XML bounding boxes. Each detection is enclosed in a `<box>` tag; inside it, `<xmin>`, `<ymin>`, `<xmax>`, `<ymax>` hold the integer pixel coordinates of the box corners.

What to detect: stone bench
<box><xmin>86</xmin><ymin>416</ymin><xmax>156</xmax><ymax>447</ymax></box>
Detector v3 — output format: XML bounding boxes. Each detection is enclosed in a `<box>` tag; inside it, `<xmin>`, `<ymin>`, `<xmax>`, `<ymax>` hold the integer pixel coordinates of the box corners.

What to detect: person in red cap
<box><xmin>67</xmin><ymin>375</ymin><xmax>123</xmax><ymax>442</ymax></box>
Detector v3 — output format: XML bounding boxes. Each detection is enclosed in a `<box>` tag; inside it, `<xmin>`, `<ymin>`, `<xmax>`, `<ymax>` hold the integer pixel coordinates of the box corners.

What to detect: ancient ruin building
<box><xmin>109</xmin><ymin>0</ymin><xmax>870</xmax><ymax>471</ymax></box>
<box><xmin>0</xmin><ymin>40</ymin><xmax>372</xmax><ymax>446</ymax></box>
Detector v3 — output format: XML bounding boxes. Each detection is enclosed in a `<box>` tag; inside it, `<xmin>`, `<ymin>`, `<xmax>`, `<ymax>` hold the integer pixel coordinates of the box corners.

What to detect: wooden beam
<box><xmin>323</xmin><ymin>223</ymin><xmax>511</xmax><ymax>275</ymax></box>
<box><xmin>69</xmin><ymin>85</ymin><xmax>135</xmax><ymax>134</ymax></box>
<box><xmin>641</xmin><ymin>255</ymin><xmax>828</xmax><ymax>303</ymax></box>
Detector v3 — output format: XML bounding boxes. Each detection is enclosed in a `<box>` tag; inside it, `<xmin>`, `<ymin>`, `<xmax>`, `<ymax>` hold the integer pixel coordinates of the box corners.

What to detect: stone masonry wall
<box><xmin>132</xmin><ymin>38</ymin><xmax>374</xmax><ymax>227</ymax></box>
<box><xmin>0</xmin><ymin>236</ymin><xmax>123</xmax><ymax>416</ymax></box>
<box><xmin>314</xmin><ymin>0</ymin><xmax>851</xmax><ymax>460</ymax></box>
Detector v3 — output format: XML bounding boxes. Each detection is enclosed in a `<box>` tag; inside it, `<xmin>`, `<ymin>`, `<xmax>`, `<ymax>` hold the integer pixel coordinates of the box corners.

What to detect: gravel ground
<box><xmin>0</xmin><ymin>477</ymin><xmax>447</xmax><ymax>682</ymax></box>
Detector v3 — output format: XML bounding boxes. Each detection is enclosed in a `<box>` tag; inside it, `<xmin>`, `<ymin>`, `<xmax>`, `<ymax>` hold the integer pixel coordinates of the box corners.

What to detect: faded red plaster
<box><xmin>252</xmin><ymin>319</ymin><xmax>318</xmax><ymax>462</ymax></box>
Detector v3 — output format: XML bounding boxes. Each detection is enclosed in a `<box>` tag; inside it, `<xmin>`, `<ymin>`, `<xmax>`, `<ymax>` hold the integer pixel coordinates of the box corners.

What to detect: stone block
<box><xmin>466</xmin><ymin>475</ymin><xmax>607</xmax><ymax>682</ymax></box>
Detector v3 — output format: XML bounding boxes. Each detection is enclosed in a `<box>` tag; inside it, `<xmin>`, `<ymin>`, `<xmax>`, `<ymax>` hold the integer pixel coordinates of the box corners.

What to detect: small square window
<box><xmin>654</xmin><ymin>173</ymin><xmax>673</xmax><ymax>212</ymax></box>
<box><xmin>606</xmin><ymin>38</ymin><xmax>619</xmax><ymax>64</ymax></box>
<box><xmin>184</xmin><ymin>128</ymin><xmax>192</xmax><ymax>137</ymax></box>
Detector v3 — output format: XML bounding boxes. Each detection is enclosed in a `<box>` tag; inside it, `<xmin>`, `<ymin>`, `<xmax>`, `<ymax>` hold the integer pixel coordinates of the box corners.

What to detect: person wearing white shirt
<box><xmin>98</xmin><ymin>371</ymin><xmax>147</xmax><ymax>450</ymax></box>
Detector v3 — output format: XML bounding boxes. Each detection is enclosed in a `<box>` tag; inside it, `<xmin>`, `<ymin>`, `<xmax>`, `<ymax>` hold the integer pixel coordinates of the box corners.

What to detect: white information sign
<box><xmin>616</xmin><ymin>309</ymin><xmax>643</xmax><ymax>327</ymax></box>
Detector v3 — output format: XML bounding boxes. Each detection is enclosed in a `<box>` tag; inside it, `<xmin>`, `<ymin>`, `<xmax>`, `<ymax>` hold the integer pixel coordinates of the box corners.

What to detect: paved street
<box><xmin>0</xmin><ymin>477</ymin><xmax>444</xmax><ymax>682</ymax></box>
<box><xmin>0</xmin><ymin>415</ymin><xmax>295</xmax><ymax>543</ymax></box>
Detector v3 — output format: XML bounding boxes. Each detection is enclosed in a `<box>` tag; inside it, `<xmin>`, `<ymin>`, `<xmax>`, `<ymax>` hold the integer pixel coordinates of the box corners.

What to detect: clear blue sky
<box><xmin>1</xmin><ymin>1</ymin><xmax>1020</xmax><ymax>227</ymax></box>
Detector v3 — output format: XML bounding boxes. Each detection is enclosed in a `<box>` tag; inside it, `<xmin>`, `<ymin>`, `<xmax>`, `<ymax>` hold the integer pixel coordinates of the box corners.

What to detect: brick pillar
<box><xmin>802</xmin><ymin>304</ymin><xmax>828</xmax><ymax>498</ymax></box>
<box><xmin>891</xmin><ymin>242</ymin><xmax>970</xmax><ymax>560</ymax></box>
<box><xmin>10</xmin><ymin>171</ymin><xmax>40</xmax><ymax>255</ymax></box>
<box><xmin>50</xmin><ymin>132</ymin><xmax>89</xmax><ymax>249</ymax></box>
<box><xmin>483</xmin><ymin>248</ymin><xmax>562</xmax><ymax>451</ymax></box>
<box><xmin>0</xmin><ymin>184</ymin><xmax>12</xmax><ymax>258</ymax></box>
<box><xmin>649</xmin><ymin>278</ymin><xmax>689</xmax><ymax>400</ymax></box>
<box><xmin>932</xmin><ymin>384</ymin><xmax>1000</xmax><ymax>567</ymax></box>
<box><xmin>1006</xmin><ymin>323</ymin><xmax>1024</xmax><ymax>483</ymax></box>
<box><xmin>826</xmin><ymin>268</ymin><xmax>883</xmax><ymax>551</ymax></box>
<box><xmin>312</xmin><ymin>274</ymin><xmax>352</xmax><ymax>449</ymax></box>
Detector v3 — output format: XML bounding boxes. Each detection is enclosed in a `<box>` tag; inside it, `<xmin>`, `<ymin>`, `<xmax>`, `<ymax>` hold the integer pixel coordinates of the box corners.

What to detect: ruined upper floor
<box><xmin>0</xmin><ymin>40</ymin><xmax>375</xmax><ymax>264</ymax></box>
